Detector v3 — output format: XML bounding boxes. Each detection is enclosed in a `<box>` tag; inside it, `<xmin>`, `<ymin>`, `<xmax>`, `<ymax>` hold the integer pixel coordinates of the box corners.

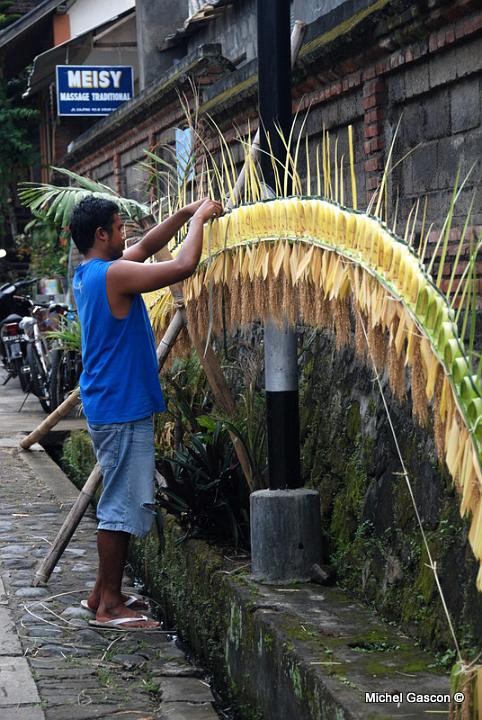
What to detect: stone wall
<box><xmin>298</xmin><ymin>323</ymin><xmax>482</xmax><ymax>651</ymax></box>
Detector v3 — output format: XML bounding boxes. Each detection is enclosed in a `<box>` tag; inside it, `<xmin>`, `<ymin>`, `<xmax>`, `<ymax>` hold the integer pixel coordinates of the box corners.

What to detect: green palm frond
<box><xmin>18</xmin><ymin>166</ymin><xmax>152</xmax><ymax>230</ymax></box>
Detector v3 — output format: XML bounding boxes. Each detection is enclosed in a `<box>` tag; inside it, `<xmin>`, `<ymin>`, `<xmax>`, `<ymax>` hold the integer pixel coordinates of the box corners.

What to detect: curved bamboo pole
<box><xmin>20</xmin><ymin>387</ymin><xmax>81</xmax><ymax>449</ymax></box>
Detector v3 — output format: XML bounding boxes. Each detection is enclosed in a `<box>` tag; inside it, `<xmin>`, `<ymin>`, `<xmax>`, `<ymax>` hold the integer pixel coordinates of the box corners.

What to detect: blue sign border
<box><xmin>56</xmin><ymin>65</ymin><xmax>134</xmax><ymax>117</ymax></box>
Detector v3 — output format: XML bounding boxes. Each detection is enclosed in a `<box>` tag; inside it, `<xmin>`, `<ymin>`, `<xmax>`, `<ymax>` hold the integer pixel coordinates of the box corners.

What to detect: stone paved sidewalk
<box><xmin>0</xmin><ymin>441</ymin><xmax>220</xmax><ymax>720</ymax></box>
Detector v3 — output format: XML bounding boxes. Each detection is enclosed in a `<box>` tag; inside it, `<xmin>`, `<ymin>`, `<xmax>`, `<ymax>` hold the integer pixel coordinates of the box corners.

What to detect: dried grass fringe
<box><xmin>411</xmin><ymin>335</ymin><xmax>428</xmax><ymax>425</ymax></box>
<box><xmin>387</xmin><ymin>318</ymin><xmax>406</xmax><ymax>402</ymax></box>
<box><xmin>367</xmin><ymin>323</ymin><xmax>387</xmax><ymax>372</ymax></box>
<box><xmin>433</xmin><ymin>367</ymin><xmax>446</xmax><ymax>462</ymax></box>
<box><xmin>333</xmin><ymin>297</ymin><xmax>351</xmax><ymax>350</ymax></box>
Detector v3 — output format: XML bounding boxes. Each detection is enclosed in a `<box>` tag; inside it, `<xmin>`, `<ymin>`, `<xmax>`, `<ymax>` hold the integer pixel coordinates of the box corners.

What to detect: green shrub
<box><xmin>61</xmin><ymin>430</ymin><xmax>96</xmax><ymax>490</ymax></box>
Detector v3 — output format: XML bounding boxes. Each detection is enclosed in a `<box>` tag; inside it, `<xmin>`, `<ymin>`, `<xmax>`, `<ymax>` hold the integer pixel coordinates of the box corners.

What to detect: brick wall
<box><xmin>68</xmin><ymin>0</ymin><xmax>482</xmax><ymax>288</ymax></box>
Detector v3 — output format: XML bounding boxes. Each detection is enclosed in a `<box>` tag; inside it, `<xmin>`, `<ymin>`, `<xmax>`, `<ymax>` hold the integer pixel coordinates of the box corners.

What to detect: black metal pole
<box><xmin>257</xmin><ymin>0</ymin><xmax>301</xmax><ymax>490</ymax></box>
<box><xmin>257</xmin><ymin>0</ymin><xmax>292</xmax><ymax>188</ymax></box>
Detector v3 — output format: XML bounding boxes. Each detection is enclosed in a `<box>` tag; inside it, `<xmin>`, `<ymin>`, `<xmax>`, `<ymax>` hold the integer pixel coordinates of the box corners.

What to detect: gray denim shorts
<box><xmin>87</xmin><ymin>416</ymin><xmax>156</xmax><ymax>538</ymax></box>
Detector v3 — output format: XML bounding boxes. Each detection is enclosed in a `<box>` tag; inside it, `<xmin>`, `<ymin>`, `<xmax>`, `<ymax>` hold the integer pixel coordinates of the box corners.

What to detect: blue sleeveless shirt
<box><xmin>73</xmin><ymin>258</ymin><xmax>166</xmax><ymax>424</ymax></box>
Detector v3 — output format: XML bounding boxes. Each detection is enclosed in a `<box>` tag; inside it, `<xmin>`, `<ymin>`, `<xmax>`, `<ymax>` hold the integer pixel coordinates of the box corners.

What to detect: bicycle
<box><xmin>47</xmin><ymin>306</ymin><xmax>82</xmax><ymax>411</ymax></box>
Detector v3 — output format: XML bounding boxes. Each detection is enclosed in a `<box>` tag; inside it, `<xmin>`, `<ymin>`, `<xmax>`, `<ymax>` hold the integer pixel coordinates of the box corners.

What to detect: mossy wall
<box><xmin>299</xmin><ymin>329</ymin><xmax>482</xmax><ymax>654</ymax></box>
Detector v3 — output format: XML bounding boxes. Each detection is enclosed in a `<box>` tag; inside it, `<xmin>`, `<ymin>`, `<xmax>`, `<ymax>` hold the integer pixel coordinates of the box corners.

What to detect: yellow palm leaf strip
<box><xmin>324</xmin><ymin>254</ymin><xmax>339</xmax><ymax>298</ymax></box>
<box><xmin>394</xmin><ymin>308</ymin><xmax>408</xmax><ymax>357</ymax></box>
<box><xmin>332</xmin><ymin>259</ymin><xmax>350</xmax><ymax>302</ymax></box>
<box><xmin>322</xmin><ymin>126</ymin><xmax>327</xmax><ymax>197</ymax></box>
<box><xmin>295</xmin><ymin>244</ymin><xmax>314</xmax><ymax>284</ymax></box>
<box><xmin>309</xmin><ymin>245</ymin><xmax>322</xmax><ymax>287</ymax></box>
<box><xmin>468</xmin><ymin>492</ymin><xmax>482</xmax><ymax>560</ymax></box>
<box><xmin>445</xmin><ymin>411</ymin><xmax>461</xmax><ymax>479</ymax></box>
<box><xmin>305</xmin><ymin>134</ymin><xmax>311</xmax><ymax>196</ymax></box>
<box><xmin>272</xmin><ymin>239</ymin><xmax>286</xmax><ymax>278</ymax></box>
<box><xmin>451</xmin><ymin>420</ymin><xmax>468</xmax><ymax>489</ymax></box>
<box><xmin>302</xmin><ymin>200</ymin><xmax>314</xmax><ymax>237</ymax></box>
<box><xmin>422</xmin><ymin>337</ymin><xmax>439</xmax><ymax>402</ymax></box>
<box><xmin>461</xmin><ymin>450</ymin><xmax>479</xmax><ymax>518</ymax></box>
<box><xmin>411</xmin><ymin>334</ymin><xmax>428</xmax><ymax>425</ymax></box>
<box><xmin>315</xmin><ymin>144</ymin><xmax>321</xmax><ymax>197</ymax></box>
<box><xmin>348</xmin><ymin>124</ymin><xmax>357</xmax><ymax>210</ymax></box>
<box><xmin>340</xmin><ymin>154</ymin><xmax>345</xmax><ymax>207</ymax></box>
<box><xmin>335</xmin><ymin>208</ymin><xmax>346</xmax><ymax>248</ymax></box>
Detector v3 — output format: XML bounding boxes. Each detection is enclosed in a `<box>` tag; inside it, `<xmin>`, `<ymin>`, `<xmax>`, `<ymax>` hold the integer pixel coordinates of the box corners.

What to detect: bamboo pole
<box><xmin>20</xmin><ymin>387</ymin><xmax>81</xmax><ymax>450</ymax></box>
<box><xmin>156</xmin><ymin>309</ymin><xmax>185</xmax><ymax>364</ymax></box>
<box><xmin>32</xmin><ymin>465</ymin><xmax>102</xmax><ymax>586</ymax></box>
<box><xmin>190</xmin><ymin>335</ymin><xmax>254</xmax><ymax>490</ymax></box>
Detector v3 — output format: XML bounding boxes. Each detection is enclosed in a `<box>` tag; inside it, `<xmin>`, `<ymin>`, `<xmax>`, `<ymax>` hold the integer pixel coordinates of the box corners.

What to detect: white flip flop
<box><xmin>80</xmin><ymin>594</ymin><xmax>149</xmax><ymax>614</ymax></box>
<box><xmin>88</xmin><ymin>615</ymin><xmax>161</xmax><ymax>631</ymax></box>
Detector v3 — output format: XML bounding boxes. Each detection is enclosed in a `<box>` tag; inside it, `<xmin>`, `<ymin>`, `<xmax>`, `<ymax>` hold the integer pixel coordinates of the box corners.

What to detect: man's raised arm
<box><xmin>107</xmin><ymin>199</ymin><xmax>223</xmax><ymax>296</ymax></box>
<box><xmin>123</xmin><ymin>198</ymin><xmax>211</xmax><ymax>262</ymax></box>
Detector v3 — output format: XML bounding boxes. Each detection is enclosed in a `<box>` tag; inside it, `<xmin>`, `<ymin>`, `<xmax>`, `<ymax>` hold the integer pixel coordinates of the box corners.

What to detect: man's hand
<box><xmin>190</xmin><ymin>198</ymin><xmax>223</xmax><ymax>223</ymax></box>
<box><xmin>185</xmin><ymin>198</ymin><xmax>223</xmax><ymax>220</ymax></box>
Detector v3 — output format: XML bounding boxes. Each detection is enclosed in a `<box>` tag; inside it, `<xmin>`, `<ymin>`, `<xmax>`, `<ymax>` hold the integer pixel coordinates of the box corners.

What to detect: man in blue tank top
<box><xmin>70</xmin><ymin>195</ymin><xmax>222</xmax><ymax>630</ymax></box>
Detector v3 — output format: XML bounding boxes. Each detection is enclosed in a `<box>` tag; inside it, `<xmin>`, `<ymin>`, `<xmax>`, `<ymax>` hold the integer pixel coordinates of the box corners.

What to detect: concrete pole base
<box><xmin>250</xmin><ymin>488</ymin><xmax>322</xmax><ymax>583</ymax></box>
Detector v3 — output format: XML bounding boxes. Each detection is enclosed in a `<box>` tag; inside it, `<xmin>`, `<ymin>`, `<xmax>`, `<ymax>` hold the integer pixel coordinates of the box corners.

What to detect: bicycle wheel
<box><xmin>50</xmin><ymin>348</ymin><xmax>81</xmax><ymax>410</ymax></box>
<box><xmin>26</xmin><ymin>343</ymin><xmax>50</xmax><ymax>412</ymax></box>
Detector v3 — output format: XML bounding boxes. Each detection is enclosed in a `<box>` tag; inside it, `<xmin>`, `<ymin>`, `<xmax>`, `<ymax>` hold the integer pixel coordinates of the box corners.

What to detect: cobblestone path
<box><xmin>0</xmin><ymin>443</ymin><xmax>219</xmax><ymax>720</ymax></box>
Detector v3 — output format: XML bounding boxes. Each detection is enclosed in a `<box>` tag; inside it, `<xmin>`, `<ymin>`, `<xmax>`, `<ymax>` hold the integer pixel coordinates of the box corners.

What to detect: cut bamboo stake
<box><xmin>190</xmin><ymin>334</ymin><xmax>254</xmax><ymax>490</ymax></box>
<box><xmin>156</xmin><ymin>309</ymin><xmax>185</xmax><ymax>364</ymax></box>
<box><xmin>229</xmin><ymin>20</ymin><xmax>306</xmax><ymax>207</ymax></box>
<box><xmin>32</xmin><ymin>464</ymin><xmax>102</xmax><ymax>586</ymax></box>
<box><xmin>20</xmin><ymin>387</ymin><xmax>81</xmax><ymax>450</ymax></box>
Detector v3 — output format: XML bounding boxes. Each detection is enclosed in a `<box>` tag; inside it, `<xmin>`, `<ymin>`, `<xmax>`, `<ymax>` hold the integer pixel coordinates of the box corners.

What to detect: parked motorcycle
<box><xmin>0</xmin><ymin>278</ymin><xmax>37</xmax><ymax>391</ymax></box>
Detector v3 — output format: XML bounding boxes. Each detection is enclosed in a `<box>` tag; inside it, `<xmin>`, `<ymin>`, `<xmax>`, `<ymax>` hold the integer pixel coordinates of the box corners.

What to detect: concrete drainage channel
<box><xmin>0</xmin><ymin>431</ymin><xmax>232</xmax><ymax>720</ymax></box>
<box><xmin>25</xmin><ymin>432</ymin><xmax>453</xmax><ymax>720</ymax></box>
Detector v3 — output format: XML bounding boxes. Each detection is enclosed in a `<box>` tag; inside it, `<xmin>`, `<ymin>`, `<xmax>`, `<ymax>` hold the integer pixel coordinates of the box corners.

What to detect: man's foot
<box><xmin>92</xmin><ymin>602</ymin><xmax>160</xmax><ymax>631</ymax></box>
<box><xmin>83</xmin><ymin>591</ymin><xmax>149</xmax><ymax>613</ymax></box>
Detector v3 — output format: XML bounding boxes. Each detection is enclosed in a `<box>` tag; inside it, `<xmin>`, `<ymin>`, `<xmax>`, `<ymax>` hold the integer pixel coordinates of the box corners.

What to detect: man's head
<box><xmin>70</xmin><ymin>196</ymin><xmax>122</xmax><ymax>257</ymax></box>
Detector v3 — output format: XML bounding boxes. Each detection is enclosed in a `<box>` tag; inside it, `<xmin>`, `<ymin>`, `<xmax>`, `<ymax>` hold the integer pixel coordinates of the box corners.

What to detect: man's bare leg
<box><xmin>93</xmin><ymin>529</ymin><xmax>158</xmax><ymax>628</ymax></box>
<box><xmin>87</xmin><ymin>537</ymin><xmax>148</xmax><ymax>612</ymax></box>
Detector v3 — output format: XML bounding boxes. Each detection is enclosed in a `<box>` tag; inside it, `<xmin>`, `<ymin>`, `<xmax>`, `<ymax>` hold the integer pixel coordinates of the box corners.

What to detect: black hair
<box><xmin>69</xmin><ymin>196</ymin><xmax>119</xmax><ymax>254</ymax></box>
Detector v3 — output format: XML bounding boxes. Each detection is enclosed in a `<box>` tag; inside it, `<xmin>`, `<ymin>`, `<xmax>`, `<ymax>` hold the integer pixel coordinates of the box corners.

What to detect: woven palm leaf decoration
<box><xmin>146</xmin><ymin>122</ymin><xmax>482</xmax><ymax>602</ymax></box>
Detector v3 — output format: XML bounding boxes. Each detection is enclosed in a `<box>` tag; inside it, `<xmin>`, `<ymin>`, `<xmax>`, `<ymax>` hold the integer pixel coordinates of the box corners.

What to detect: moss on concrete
<box><xmin>298</xmin><ymin>329</ymin><xmax>482</xmax><ymax>656</ymax></box>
